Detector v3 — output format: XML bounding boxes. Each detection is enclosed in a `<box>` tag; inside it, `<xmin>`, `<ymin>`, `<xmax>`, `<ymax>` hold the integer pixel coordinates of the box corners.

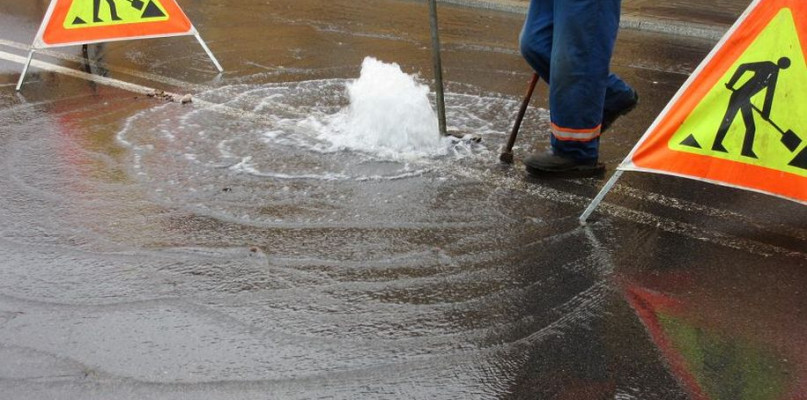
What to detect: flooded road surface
<box><xmin>1</xmin><ymin>0</ymin><xmax>806</xmax><ymax>398</ymax></box>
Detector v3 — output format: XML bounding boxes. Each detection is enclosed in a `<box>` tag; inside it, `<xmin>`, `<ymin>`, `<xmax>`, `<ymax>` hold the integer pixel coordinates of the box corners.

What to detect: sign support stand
<box><xmin>194</xmin><ymin>31</ymin><xmax>223</xmax><ymax>73</ymax></box>
<box><xmin>579</xmin><ymin>170</ymin><xmax>624</xmax><ymax>225</ymax></box>
<box><xmin>16</xmin><ymin>32</ymin><xmax>222</xmax><ymax>91</ymax></box>
<box><xmin>16</xmin><ymin>0</ymin><xmax>223</xmax><ymax>91</ymax></box>
<box><xmin>16</xmin><ymin>49</ymin><xmax>36</xmax><ymax>92</ymax></box>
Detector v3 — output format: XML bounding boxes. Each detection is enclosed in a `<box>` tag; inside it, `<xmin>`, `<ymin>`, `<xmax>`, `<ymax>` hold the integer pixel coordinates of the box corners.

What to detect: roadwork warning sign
<box><xmin>623</xmin><ymin>0</ymin><xmax>807</xmax><ymax>204</ymax></box>
<box><xmin>16</xmin><ymin>0</ymin><xmax>221</xmax><ymax>92</ymax></box>
<box><xmin>65</xmin><ymin>0</ymin><xmax>169</xmax><ymax>29</ymax></box>
<box><xmin>35</xmin><ymin>0</ymin><xmax>193</xmax><ymax>47</ymax></box>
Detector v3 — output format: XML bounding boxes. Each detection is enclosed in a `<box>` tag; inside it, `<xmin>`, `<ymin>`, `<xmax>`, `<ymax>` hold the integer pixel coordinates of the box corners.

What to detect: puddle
<box><xmin>117</xmin><ymin>57</ymin><xmax>550</xmax><ymax>226</ymax></box>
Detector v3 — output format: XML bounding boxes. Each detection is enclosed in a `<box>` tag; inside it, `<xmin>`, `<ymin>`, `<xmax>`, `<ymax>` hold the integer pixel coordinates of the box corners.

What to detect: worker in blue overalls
<box><xmin>519</xmin><ymin>0</ymin><xmax>638</xmax><ymax>177</ymax></box>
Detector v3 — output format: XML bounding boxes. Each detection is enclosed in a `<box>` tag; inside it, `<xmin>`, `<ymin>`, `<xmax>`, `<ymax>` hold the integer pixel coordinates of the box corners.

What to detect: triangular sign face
<box><xmin>622</xmin><ymin>0</ymin><xmax>807</xmax><ymax>205</ymax></box>
<box><xmin>63</xmin><ymin>0</ymin><xmax>168</xmax><ymax>29</ymax></box>
<box><xmin>34</xmin><ymin>0</ymin><xmax>194</xmax><ymax>48</ymax></box>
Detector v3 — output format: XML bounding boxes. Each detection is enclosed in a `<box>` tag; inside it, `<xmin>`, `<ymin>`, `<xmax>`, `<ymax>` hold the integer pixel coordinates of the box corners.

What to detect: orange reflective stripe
<box><xmin>551</xmin><ymin>122</ymin><xmax>602</xmax><ymax>141</ymax></box>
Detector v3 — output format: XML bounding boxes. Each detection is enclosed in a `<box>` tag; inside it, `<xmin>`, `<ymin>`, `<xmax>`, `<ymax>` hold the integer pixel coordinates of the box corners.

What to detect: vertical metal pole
<box><xmin>15</xmin><ymin>49</ymin><xmax>35</xmax><ymax>92</ymax></box>
<box><xmin>194</xmin><ymin>32</ymin><xmax>224</xmax><ymax>73</ymax></box>
<box><xmin>428</xmin><ymin>0</ymin><xmax>447</xmax><ymax>136</ymax></box>
<box><xmin>579</xmin><ymin>170</ymin><xmax>624</xmax><ymax>225</ymax></box>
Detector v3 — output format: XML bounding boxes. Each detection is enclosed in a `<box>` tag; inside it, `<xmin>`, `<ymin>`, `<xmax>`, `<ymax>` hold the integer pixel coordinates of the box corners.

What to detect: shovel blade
<box><xmin>131</xmin><ymin>0</ymin><xmax>145</xmax><ymax>10</ymax></box>
<box><xmin>782</xmin><ymin>129</ymin><xmax>802</xmax><ymax>152</ymax></box>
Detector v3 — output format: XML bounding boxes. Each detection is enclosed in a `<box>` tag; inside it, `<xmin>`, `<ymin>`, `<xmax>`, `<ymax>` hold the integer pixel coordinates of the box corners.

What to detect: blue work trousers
<box><xmin>520</xmin><ymin>0</ymin><xmax>632</xmax><ymax>162</ymax></box>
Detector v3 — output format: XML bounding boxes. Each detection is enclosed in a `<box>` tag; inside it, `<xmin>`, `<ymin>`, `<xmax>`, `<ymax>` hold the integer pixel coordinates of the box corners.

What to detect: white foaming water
<box><xmin>316</xmin><ymin>57</ymin><xmax>446</xmax><ymax>160</ymax></box>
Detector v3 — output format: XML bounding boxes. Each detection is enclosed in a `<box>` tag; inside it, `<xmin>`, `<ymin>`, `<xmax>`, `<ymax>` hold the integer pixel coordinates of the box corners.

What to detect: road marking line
<box><xmin>0</xmin><ymin>49</ymin><xmax>286</xmax><ymax>128</ymax></box>
<box><xmin>0</xmin><ymin>39</ymin><xmax>209</xmax><ymax>92</ymax></box>
<box><xmin>1</xmin><ymin>49</ymin><xmax>175</xmax><ymax>96</ymax></box>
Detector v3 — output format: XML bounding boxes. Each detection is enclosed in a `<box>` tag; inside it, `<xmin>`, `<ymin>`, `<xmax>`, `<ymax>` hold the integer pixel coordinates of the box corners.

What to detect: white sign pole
<box><xmin>579</xmin><ymin>170</ymin><xmax>625</xmax><ymax>225</ymax></box>
<box><xmin>193</xmin><ymin>30</ymin><xmax>223</xmax><ymax>73</ymax></box>
<box><xmin>15</xmin><ymin>49</ymin><xmax>36</xmax><ymax>92</ymax></box>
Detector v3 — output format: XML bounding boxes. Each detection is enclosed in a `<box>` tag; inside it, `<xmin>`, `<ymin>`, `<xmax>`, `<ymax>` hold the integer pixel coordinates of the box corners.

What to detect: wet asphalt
<box><xmin>0</xmin><ymin>0</ymin><xmax>805</xmax><ymax>399</ymax></box>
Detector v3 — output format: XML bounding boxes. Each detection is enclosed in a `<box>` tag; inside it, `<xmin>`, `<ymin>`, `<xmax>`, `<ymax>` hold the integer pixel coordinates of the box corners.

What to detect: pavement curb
<box><xmin>620</xmin><ymin>15</ymin><xmax>727</xmax><ymax>42</ymax></box>
<box><xmin>436</xmin><ymin>0</ymin><xmax>729</xmax><ymax>41</ymax></box>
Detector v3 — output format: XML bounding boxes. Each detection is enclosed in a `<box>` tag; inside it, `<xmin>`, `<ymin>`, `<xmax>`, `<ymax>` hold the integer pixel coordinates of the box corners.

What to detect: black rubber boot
<box><xmin>524</xmin><ymin>151</ymin><xmax>605</xmax><ymax>179</ymax></box>
<box><xmin>602</xmin><ymin>89</ymin><xmax>639</xmax><ymax>133</ymax></box>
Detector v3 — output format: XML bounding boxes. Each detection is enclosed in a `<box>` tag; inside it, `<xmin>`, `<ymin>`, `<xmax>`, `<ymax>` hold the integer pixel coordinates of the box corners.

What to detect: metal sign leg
<box><xmin>428</xmin><ymin>0</ymin><xmax>447</xmax><ymax>136</ymax></box>
<box><xmin>194</xmin><ymin>32</ymin><xmax>223</xmax><ymax>73</ymax></box>
<box><xmin>579</xmin><ymin>170</ymin><xmax>624</xmax><ymax>225</ymax></box>
<box><xmin>15</xmin><ymin>49</ymin><xmax>36</xmax><ymax>92</ymax></box>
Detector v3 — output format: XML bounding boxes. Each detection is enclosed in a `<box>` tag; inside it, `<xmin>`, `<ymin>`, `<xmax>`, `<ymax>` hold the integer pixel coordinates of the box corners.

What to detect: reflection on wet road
<box><xmin>0</xmin><ymin>0</ymin><xmax>805</xmax><ymax>398</ymax></box>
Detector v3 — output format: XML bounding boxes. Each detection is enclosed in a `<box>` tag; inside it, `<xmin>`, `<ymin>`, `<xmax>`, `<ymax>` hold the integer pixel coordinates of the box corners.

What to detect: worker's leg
<box><xmin>93</xmin><ymin>0</ymin><xmax>103</xmax><ymax>22</ymax></box>
<box><xmin>519</xmin><ymin>0</ymin><xmax>553</xmax><ymax>83</ymax></box>
<box><xmin>713</xmin><ymin>101</ymin><xmax>741</xmax><ymax>153</ymax></box>
<box><xmin>547</xmin><ymin>0</ymin><xmax>622</xmax><ymax>162</ymax></box>
<box><xmin>520</xmin><ymin>0</ymin><xmax>634</xmax><ymax>128</ymax></box>
<box><xmin>740</xmin><ymin>105</ymin><xmax>757</xmax><ymax>158</ymax></box>
<box><xmin>106</xmin><ymin>0</ymin><xmax>121</xmax><ymax>21</ymax></box>
<box><xmin>602</xmin><ymin>74</ymin><xmax>637</xmax><ymax>132</ymax></box>
<box><xmin>605</xmin><ymin>76</ymin><xmax>634</xmax><ymax>110</ymax></box>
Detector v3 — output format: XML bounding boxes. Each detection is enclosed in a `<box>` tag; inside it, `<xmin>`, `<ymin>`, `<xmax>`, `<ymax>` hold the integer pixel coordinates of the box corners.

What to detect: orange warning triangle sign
<box><xmin>34</xmin><ymin>0</ymin><xmax>193</xmax><ymax>48</ymax></box>
<box><xmin>622</xmin><ymin>0</ymin><xmax>807</xmax><ymax>205</ymax></box>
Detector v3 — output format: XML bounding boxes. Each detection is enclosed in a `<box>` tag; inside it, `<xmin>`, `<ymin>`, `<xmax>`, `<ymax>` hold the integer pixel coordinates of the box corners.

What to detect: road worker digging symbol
<box><xmin>65</xmin><ymin>0</ymin><xmax>168</xmax><ymax>28</ymax></box>
<box><xmin>711</xmin><ymin>57</ymin><xmax>801</xmax><ymax>158</ymax></box>
<box><xmin>677</xmin><ymin>55</ymin><xmax>807</xmax><ymax>171</ymax></box>
<box><xmin>660</xmin><ymin>4</ymin><xmax>807</xmax><ymax>176</ymax></box>
<box><xmin>615</xmin><ymin>4</ymin><xmax>807</xmax><ymax>207</ymax></box>
<box><xmin>680</xmin><ymin>57</ymin><xmax>807</xmax><ymax>169</ymax></box>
